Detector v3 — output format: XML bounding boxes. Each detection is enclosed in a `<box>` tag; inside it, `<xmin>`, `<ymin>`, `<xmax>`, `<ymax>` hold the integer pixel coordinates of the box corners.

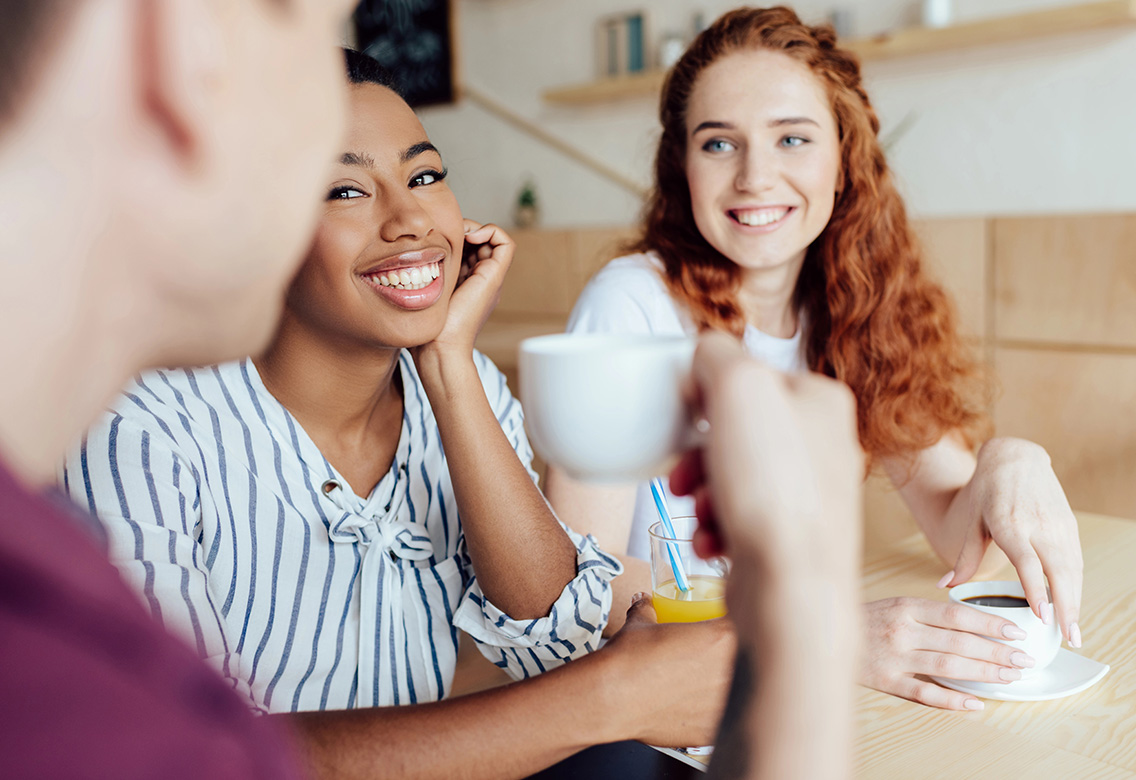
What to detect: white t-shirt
<box><xmin>567</xmin><ymin>252</ymin><xmax>808</xmax><ymax>560</ymax></box>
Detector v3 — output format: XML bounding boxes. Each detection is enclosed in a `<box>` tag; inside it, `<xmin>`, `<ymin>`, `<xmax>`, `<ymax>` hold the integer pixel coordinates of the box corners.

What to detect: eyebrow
<box><xmin>338</xmin><ymin>142</ymin><xmax>441</xmax><ymax>169</ymax></box>
<box><xmin>340</xmin><ymin>151</ymin><xmax>375</xmax><ymax>168</ymax></box>
<box><xmin>690</xmin><ymin>117</ymin><xmax>821</xmax><ymax>135</ymax></box>
<box><xmin>401</xmin><ymin>141</ymin><xmax>441</xmax><ymax>163</ymax></box>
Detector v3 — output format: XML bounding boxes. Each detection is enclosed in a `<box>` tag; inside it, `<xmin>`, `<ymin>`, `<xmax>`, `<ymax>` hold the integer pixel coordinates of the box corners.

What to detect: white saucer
<box><xmin>930</xmin><ymin>647</ymin><xmax>1110</xmax><ymax>702</ymax></box>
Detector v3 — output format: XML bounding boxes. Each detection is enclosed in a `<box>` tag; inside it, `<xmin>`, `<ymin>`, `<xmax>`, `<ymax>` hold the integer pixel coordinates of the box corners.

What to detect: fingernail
<box><xmin>1010</xmin><ymin>652</ymin><xmax>1035</xmax><ymax>669</ymax></box>
<box><xmin>1040</xmin><ymin>602</ymin><xmax>1053</xmax><ymax>625</ymax></box>
<box><xmin>630</xmin><ymin>592</ymin><xmax>643</xmax><ymax>605</ymax></box>
<box><xmin>936</xmin><ymin>570</ymin><xmax>955</xmax><ymax>589</ymax></box>
<box><xmin>1070</xmin><ymin>623</ymin><xmax>1082</xmax><ymax>649</ymax></box>
<box><xmin>964</xmin><ymin>699</ymin><xmax>985</xmax><ymax>711</ymax></box>
<box><xmin>1002</xmin><ymin>624</ymin><xmax>1027</xmax><ymax>641</ymax></box>
<box><xmin>999</xmin><ymin>668</ymin><xmax>1022</xmax><ymax>682</ymax></box>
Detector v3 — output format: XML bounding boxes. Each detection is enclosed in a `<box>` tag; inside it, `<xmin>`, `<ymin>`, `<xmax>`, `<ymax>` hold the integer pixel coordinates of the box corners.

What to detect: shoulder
<box><xmin>583</xmin><ymin>252</ymin><xmax>669</xmax><ymax>298</ymax></box>
<box><xmin>96</xmin><ymin>362</ymin><xmax>252</xmax><ymax>451</ymax></box>
<box><xmin>568</xmin><ymin>252</ymin><xmax>687</xmax><ymax>336</ymax></box>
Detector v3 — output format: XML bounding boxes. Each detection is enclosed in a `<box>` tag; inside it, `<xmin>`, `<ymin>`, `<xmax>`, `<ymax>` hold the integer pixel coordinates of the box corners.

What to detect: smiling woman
<box><xmin>547</xmin><ymin>5</ymin><xmax>1084</xmax><ymax>715</ymax></box>
<box><xmin>65</xmin><ymin>46</ymin><xmax>612</xmax><ymax>713</ymax></box>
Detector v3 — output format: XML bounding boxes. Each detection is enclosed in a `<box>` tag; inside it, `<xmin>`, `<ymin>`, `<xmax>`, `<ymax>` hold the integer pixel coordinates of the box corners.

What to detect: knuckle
<box><xmin>930</xmin><ymin>654</ymin><xmax>957</xmax><ymax>676</ymax></box>
<box><xmin>943</xmin><ymin>604</ymin><xmax>969</xmax><ymax>626</ymax></box>
<box><xmin>891</xmin><ymin>597</ymin><xmax>917</xmax><ymax>617</ymax></box>
<box><xmin>945</xmin><ymin>632</ymin><xmax>971</xmax><ymax>656</ymax></box>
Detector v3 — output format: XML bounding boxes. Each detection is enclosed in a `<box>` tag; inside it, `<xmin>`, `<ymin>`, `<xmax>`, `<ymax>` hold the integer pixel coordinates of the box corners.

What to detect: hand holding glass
<box><xmin>649</xmin><ymin>516</ymin><xmax>728</xmax><ymax>623</ymax></box>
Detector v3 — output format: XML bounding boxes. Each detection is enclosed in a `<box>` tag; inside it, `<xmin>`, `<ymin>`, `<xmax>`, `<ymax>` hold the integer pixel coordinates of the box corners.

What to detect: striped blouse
<box><xmin>60</xmin><ymin>351</ymin><xmax>620</xmax><ymax>714</ymax></box>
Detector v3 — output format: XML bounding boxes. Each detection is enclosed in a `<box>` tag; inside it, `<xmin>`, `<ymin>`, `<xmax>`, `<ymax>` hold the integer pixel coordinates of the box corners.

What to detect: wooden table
<box><xmin>454</xmin><ymin>511</ymin><xmax>1136</xmax><ymax>777</ymax></box>
<box><xmin>855</xmin><ymin>511</ymin><xmax>1136</xmax><ymax>778</ymax></box>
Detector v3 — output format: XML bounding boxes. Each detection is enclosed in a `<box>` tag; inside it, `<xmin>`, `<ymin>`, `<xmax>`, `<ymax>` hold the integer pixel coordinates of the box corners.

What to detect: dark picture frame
<box><xmin>353</xmin><ymin>0</ymin><xmax>458</xmax><ymax>108</ymax></box>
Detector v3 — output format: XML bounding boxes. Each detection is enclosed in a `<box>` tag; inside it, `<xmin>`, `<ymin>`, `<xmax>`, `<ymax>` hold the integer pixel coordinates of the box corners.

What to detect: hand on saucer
<box><xmin>859</xmin><ymin>597</ymin><xmax>1035</xmax><ymax>711</ymax></box>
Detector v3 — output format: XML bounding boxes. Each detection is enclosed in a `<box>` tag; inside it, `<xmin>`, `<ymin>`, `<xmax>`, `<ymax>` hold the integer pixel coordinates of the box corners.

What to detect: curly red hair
<box><xmin>634</xmin><ymin>6</ymin><xmax>989</xmax><ymax>466</ymax></box>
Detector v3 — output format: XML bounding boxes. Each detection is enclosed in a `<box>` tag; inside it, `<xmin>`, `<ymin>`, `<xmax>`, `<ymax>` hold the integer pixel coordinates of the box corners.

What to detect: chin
<box><xmin>376</xmin><ymin>321</ymin><xmax>447</xmax><ymax>352</ymax></box>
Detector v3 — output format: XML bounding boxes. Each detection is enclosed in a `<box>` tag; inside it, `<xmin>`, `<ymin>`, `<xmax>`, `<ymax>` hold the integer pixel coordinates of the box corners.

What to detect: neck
<box><xmin>736</xmin><ymin>252</ymin><xmax>807</xmax><ymax>339</ymax></box>
<box><xmin>254</xmin><ymin>312</ymin><xmax>403</xmax><ymax>448</ymax></box>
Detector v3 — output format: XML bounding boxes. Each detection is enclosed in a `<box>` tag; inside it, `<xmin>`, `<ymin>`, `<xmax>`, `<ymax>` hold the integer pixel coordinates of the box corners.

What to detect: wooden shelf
<box><xmin>543</xmin><ymin>69</ymin><xmax>665</xmax><ymax>106</ymax></box>
<box><xmin>849</xmin><ymin>0</ymin><xmax>1136</xmax><ymax>61</ymax></box>
<box><xmin>543</xmin><ymin>0</ymin><xmax>1136</xmax><ymax>105</ymax></box>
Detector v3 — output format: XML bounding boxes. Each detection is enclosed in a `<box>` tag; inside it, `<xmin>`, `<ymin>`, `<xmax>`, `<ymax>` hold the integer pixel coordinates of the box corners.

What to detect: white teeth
<box><xmin>735</xmin><ymin>208</ymin><xmax>788</xmax><ymax>227</ymax></box>
<box><xmin>368</xmin><ymin>262</ymin><xmax>441</xmax><ymax>290</ymax></box>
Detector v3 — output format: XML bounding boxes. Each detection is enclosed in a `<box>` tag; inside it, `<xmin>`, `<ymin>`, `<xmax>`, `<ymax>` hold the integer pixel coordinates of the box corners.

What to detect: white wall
<box><xmin>419</xmin><ymin>0</ymin><xmax>1136</xmax><ymax>228</ymax></box>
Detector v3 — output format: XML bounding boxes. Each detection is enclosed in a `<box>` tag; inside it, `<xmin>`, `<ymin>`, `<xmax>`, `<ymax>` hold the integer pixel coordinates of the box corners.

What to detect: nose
<box><xmin>734</xmin><ymin>147</ymin><xmax>777</xmax><ymax>193</ymax></box>
<box><xmin>378</xmin><ymin>185</ymin><xmax>434</xmax><ymax>243</ymax></box>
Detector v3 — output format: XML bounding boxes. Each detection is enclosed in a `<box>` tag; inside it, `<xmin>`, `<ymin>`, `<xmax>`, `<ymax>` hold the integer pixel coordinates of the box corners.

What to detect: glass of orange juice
<box><xmin>648</xmin><ymin>516</ymin><xmax>728</xmax><ymax>623</ymax></box>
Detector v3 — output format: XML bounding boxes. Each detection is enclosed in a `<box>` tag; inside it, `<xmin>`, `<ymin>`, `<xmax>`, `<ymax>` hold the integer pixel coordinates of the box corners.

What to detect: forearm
<box><xmin>884</xmin><ymin>441</ymin><xmax>977</xmax><ymax>565</ymax></box>
<box><xmin>279</xmin><ymin>652</ymin><xmax>618</xmax><ymax>780</ymax></box>
<box><xmin>750</xmin><ymin>580</ymin><xmax>857</xmax><ymax>780</ymax></box>
<box><xmin>712</xmin><ymin>564</ymin><xmax>858</xmax><ymax>780</ymax></box>
<box><xmin>416</xmin><ymin>351</ymin><xmax>576</xmax><ymax>618</ymax></box>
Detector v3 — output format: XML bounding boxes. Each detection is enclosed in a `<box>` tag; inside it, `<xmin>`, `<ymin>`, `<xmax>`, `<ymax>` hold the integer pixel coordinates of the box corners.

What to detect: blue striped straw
<box><xmin>650</xmin><ymin>477</ymin><xmax>691</xmax><ymax>592</ymax></box>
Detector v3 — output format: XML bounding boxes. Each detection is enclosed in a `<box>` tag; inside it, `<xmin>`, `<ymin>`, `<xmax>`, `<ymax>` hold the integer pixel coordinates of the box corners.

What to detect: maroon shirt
<box><xmin>0</xmin><ymin>460</ymin><xmax>306</xmax><ymax>779</ymax></box>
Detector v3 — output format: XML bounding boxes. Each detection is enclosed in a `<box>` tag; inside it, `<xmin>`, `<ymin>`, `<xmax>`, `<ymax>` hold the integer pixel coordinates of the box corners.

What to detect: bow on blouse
<box><xmin>321</xmin><ymin>479</ymin><xmax>433</xmax><ymax>561</ymax></box>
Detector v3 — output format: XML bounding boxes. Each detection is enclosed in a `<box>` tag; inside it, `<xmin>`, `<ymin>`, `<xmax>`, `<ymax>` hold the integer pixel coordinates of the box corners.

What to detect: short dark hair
<box><xmin>0</xmin><ymin>0</ymin><xmax>74</xmax><ymax>125</ymax></box>
<box><xmin>343</xmin><ymin>47</ymin><xmax>402</xmax><ymax>94</ymax></box>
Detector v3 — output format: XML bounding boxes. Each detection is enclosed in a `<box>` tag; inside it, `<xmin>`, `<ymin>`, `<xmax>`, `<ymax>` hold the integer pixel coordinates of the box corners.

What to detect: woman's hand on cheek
<box><xmin>942</xmin><ymin>438</ymin><xmax>1083</xmax><ymax>647</ymax></box>
<box><xmin>414</xmin><ymin>220</ymin><xmax>514</xmax><ymax>363</ymax></box>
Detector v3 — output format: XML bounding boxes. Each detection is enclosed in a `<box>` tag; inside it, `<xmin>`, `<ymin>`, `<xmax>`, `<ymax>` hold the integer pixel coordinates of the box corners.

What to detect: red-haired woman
<box><xmin>547</xmin><ymin>5</ymin><xmax>1082</xmax><ymax>711</ymax></box>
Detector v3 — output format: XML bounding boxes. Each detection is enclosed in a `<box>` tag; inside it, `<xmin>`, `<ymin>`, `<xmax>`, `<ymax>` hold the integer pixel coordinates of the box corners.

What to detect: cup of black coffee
<box><xmin>949</xmin><ymin>580</ymin><xmax>1061</xmax><ymax>678</ymax></box>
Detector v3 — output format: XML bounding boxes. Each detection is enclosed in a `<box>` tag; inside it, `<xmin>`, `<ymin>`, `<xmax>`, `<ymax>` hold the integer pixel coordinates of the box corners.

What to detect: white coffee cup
<box><xmin>949</xmin><ymin>580</ymin><xmax>1061</xmax><ymax>678</ymax></box>
<box><xmin>518</xmin><ymin>334</ymin><xmax>697</xmax><ymax>482</ymax></box>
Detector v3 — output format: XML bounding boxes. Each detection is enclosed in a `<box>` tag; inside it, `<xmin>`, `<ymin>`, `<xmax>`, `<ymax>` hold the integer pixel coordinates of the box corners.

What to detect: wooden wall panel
<box><xmin>914</xmin><ymin>218</ymin><xmax>989</xmax><ymax>339</ymax></box>
<box><xmin>863</xmin><ymin>473</ymin><xmax>922</xmax><ymax>557</ymax></box>
<box><xmin>568</xmin><ymin>226</ymin><xmax>639</xmax><ymax>288</ymax></box>
<box><xmin>994</xmin><ymin>214</ymin><xmax>1136</xmax><ymax>348</ymax></box>
<box><xmin>994</xmin><ymin>347</ymin><xmax>1136</xmax><ymax>520</ymax></box>
<box><xmin>496</xmin><ymin>229</ymin><xmax>577</xmax><ymax>316</ymax></box>
<box><xmin>496</xmin><ymin>227</ymin><xmax>638</xmax><ymax>318</ymax></box>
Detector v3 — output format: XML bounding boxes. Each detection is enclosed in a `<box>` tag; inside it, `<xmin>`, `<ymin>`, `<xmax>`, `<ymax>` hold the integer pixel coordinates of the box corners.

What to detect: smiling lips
<box><xmin>365</xmin><ymin>261</ymin><xmax>441</xmax><ymax>291</ymax></box>
<box><xmin>729</xmin><ymin>206</ymin><xmax>793</xmax><ymax>228</ymax></box>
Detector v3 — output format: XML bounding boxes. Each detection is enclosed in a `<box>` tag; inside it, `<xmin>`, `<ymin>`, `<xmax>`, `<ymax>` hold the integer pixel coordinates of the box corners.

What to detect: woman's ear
<box><xmin>133</xmin><ymin>0</ymin><xmax>223</xmax><ymax>167</ymax></box>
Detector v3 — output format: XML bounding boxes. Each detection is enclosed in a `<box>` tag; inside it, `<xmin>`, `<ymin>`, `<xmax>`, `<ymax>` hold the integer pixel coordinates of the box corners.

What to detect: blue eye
<box><xmin>328</xmin><ymin>185</ymin><xmax>365</xmax><ymax>200</ymax></box>
<box><xmin>411</xmin><ymin>168</ymin><xmax>448</xmax><ymax>188</ymax></box>
<box><xmin>781</xmin><ymin>136</ymin><xmax>809</xmax><ymax>148</ymax></box>
<box><xmin>702</xmin><ymin>139</ymin><xmax>735</xmax><ymax>153</ymax></box>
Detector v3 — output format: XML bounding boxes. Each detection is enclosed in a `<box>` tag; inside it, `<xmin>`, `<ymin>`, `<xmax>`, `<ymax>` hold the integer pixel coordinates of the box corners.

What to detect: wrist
<box><xmin>413</xmin><ymin>345</ymin><xmax>477</xmax><ymax>398</ymax></box>
<box><xmin>573</xmin><ymin>649</ymin><xmax>631</xmax><ymax>744</ymax></box>
<box><xmin>729</xmin><ymin>567</ymin><xmax>860</xmax><ymax>653</ymax></box>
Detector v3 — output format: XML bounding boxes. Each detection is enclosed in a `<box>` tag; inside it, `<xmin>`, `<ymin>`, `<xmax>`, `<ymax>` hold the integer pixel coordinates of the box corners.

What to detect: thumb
<box><xmin>948</xmin><ymin>523</ymin><xmax>988</xmax><ymax>587</ymax></box>
<box><xmin>624</xmin><ymin>592</ymin><xmax>658</xmax><ymax>626</ymax></box>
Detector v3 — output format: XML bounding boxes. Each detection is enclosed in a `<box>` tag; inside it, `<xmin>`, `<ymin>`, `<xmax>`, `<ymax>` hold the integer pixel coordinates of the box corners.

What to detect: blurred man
<box><xmin>0</xmin><ymin>0</ymin><xmax>354</xmax><ymax>776</ymax></box>
<box><xmin>672</xmin><ymin>333</ymin><xmax>863</xmax><ymax>780</ymax></box>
